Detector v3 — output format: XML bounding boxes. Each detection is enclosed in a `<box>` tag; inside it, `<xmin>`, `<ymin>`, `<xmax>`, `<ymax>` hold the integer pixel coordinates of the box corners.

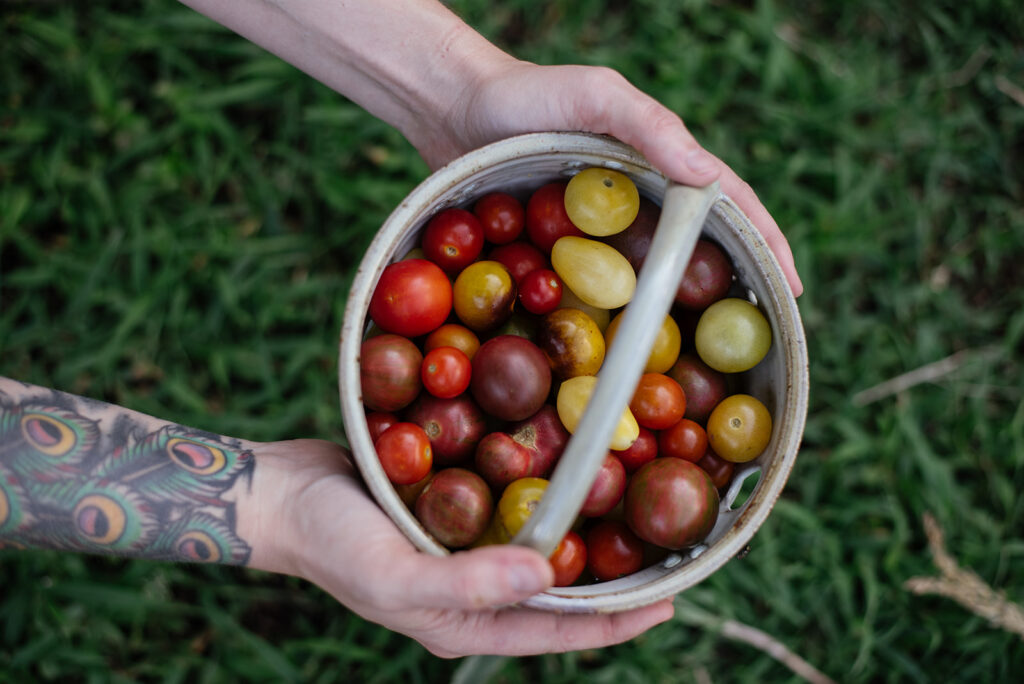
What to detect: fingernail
<box><xmin>685</xmin><ymin>148</ymin><xmax>717</xmax><ymax>175</ymax></box>
<box><xmin>506</xmin><ymin>562</ymin><xmax>548</xmax><ymax>595</ymax></box>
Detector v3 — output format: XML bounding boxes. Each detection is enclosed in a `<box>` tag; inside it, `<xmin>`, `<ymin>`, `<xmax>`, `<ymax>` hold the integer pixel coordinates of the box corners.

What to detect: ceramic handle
<box><xmin>511</xmin><ymin>181</ymin><xmax>721</xmax><ymax>558</ymax></box>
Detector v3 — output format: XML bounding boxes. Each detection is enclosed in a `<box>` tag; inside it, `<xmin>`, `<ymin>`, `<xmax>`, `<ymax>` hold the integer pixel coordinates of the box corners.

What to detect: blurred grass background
<box><xmin>2</xmin><ymin>0</ymin><xmax>1022</xmax><ymax>681</ymax></box>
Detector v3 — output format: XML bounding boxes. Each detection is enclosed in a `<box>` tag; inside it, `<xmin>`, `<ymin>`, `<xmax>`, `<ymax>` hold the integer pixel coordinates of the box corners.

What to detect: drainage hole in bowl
<box><xmin>722</xmin><ymin>466</ymin><xmax>762</xmax><ymax>512</ymax></box>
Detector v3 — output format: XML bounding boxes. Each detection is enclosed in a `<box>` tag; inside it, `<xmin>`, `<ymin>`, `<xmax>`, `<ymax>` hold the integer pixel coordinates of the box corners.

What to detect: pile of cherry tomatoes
<box><xmin>359</xmin><ymin>167</ymin><xmax>774</xmax><ymax>586</ymax></box>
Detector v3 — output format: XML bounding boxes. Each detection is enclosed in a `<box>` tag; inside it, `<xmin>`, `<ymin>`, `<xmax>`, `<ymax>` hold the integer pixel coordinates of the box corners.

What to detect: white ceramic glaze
<box><xmin>338</xmin><ymin>132</ymin><xmax>809</xmax><ymax>614</ymax></box>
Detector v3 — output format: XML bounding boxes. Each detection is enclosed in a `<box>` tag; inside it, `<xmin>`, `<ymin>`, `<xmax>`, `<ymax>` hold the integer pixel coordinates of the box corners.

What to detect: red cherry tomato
<box><xmin>489</xmin><ymin>241</ymin><xmax>547</xmax><ymax>284</ymax></box>
<box><xmin>474</xmin><ymin>192</ymin><xmax>525</xmax><ymax>244</ymax></box>
<box><xmin>525</xmin><ymin>181</ymin><xmax>585</xmax><ymax>253</ymax></box>
<box><xmin>518</xmin><ymin>268</ymin><xmax>563</xmax><ymax>315</ymax></box>
<box><xmin>658</xmin><ymin>418</ymin><xmax>708</xmax><ymax>463</ymax></box>
<box><xmin>368</xmin><ymin>259</ymin><xmax>452</xmax><ymax>337</ymax></box>
<box><xmin>629</xmin><ymin>373</ymin><xmax>687</xmax><ymax>430</ymax></box>
<box><xmin>586</xmin><ymin>520</ymin><xmax>644</xmax><ymax>581</ymax></box>
<box><xmin>421</xmin><ymin>208</ymin><xmax>485</xmax><ymax>274</ymax></box>
<box><xmin>612</xmin><ymin>426</ymin><xmax>658</xmax><ymax>473</ymax></box>
<box><xmin>365</xmin><ymin>411</ymin><xmax>399</xmax><ymax>443</ymax></box>
<box><xmin>420</xmin><ymin>346</ymin><xmax>472</xmax><ymax>398</ymax></box>
<box><xmin>375</xmin><ymin>422</ymin><xmax>433</xmax><ymax>485</ymax></box>
<box><xmin>549</xmin><ymin>530</ymin><xmax>587</xmax><ymax>587</ymax></box>
<box><xmin>697</xmin><ymin>448</ymin><xmax>735</xmax><ymax>490</ymax></box>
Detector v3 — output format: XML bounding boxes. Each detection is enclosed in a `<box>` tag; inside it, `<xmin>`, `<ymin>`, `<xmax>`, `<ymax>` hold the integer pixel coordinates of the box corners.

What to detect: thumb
<box><xmin>398</xmin><ymin>544</ymin><xmax>555</xmax><ymax>610</ymax></box>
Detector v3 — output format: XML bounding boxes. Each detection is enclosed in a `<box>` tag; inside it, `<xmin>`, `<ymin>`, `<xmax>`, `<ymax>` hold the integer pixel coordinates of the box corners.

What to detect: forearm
<box><xmin>0</xmin><ymin>377</ymin><xmax>277</xmax><ymax>568</ymax></box>
<box><xmin>179</xmin><ymin>0</ymin><xmax>511</xmax><ymax>159</ymax></box>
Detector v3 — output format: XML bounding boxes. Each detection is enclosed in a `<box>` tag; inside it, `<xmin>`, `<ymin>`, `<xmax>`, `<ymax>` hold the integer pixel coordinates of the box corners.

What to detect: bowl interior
<box><xmin>339</xmin><ymin>133</ymin><xmax>808</xmax><ymax>613</ymax></box>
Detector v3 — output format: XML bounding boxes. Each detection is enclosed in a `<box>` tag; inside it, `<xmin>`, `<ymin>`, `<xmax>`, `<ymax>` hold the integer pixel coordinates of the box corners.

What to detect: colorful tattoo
<box><xmin>0</xmin><ymin>387</ymin><xmax>253</xmax><ymax>565</ymax></box>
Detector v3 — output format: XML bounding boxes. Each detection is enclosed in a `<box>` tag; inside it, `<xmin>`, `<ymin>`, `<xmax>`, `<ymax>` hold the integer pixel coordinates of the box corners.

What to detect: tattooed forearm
<box><xmin>0</xmin><ymin>379</ymin><xmax>254</xmax><ymax>565</ymax></box>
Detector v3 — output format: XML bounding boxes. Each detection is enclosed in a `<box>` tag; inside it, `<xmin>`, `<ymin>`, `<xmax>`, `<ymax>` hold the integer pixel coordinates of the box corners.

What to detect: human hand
<box><xmin>181</xmin><ymin>1</ymin><xmax>800</xmax><ymax>294</ymax></box>
<box><xmin>415</xmin><ymin>59</ymin><xmax>803</xmax><ymax>296</ymax></box>
<box><xmin>242</xmin><ymin>439</ymin><xmax>674</xmax><ymax>657</ymax></box>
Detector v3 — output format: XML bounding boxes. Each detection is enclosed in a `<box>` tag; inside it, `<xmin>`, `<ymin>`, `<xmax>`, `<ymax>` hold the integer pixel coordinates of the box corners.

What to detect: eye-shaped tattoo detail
<box><xmin>0</xmin><ymin>393</ymin><xmax>253</xmax><ymax>564</ymax></box>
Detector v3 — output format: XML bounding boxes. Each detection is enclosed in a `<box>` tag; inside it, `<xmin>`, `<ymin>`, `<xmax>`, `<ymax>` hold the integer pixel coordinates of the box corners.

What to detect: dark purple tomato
<box><xmin>404</xmin><ymin>394</ymin><xmax>487</xmax><ymax>465</ymax></box>
<box><xmin>600</xmin><ymin>196</ymin><xmax>660</xmax><ymax>271</ymax></box>
<box><xmin>470</xmin><ymin>335</ymin><xmax>552</xmax><ymax>422</ymax></box>
<box><xmin>360</xmin><ymin>334</ymin><xmax>423</xmax><ymax>412</ymax></box>
<box><xmin>415</xmin><ymin>467</ymin><xmax>493</xmax><ymax>548</ymax></box>
<box><xmin>675</xmin><ymin>240</ymin><xmax>733</xmax><ymax>310</ymax></box>
<box><xmin>624</xmin><ymin>458</ymin><xmax>719</xmax><ymax>550</ymax></box>
<box><xmin>666</xmin><ymin>353</ymin><xmax>728</xmax><ymax>424</ymax></box>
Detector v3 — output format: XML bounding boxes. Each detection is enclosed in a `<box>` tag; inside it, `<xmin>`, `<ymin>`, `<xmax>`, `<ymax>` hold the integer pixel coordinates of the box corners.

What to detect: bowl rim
<box><xmin>339</xmin><ymin>131</ymin><xmax>809</xmax><ymax>613</ymax></box>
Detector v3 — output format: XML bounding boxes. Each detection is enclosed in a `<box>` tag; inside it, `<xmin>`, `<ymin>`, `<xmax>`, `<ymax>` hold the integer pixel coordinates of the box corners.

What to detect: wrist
<box><xmin>234</xmin><ymin>439</ymin><xmax>355</xmax><ymax>580</ymax></box>
<box><xmin>183</xmin><ymin>0</ymin><xmax>513</xmax><ymax>163</ymax></box>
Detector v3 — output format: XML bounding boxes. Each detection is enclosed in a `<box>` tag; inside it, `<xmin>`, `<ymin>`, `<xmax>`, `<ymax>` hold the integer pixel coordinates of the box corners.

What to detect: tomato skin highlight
<box><xmin>375</xmin><ymin>422</ymin><xmax>433</xmax><ymax>486</ymax></box>
<box><xmin>369</xmin><ymin>259</ymin><xmax>452</xmax><ymax>337</ymax></box>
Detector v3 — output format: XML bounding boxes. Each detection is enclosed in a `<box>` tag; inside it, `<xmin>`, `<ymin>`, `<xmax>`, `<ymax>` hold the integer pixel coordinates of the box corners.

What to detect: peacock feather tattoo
<box><xmin>0</xmin><ymin>390</ymin><xmax>253</xmax><ymax>564</ymax></box>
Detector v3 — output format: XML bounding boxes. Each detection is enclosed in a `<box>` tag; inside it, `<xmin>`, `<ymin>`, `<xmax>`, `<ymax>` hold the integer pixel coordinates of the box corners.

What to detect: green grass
<box><xmin>2</xmin><ymin>0</ymin><xmax>1023</xmax><ymax>681</ymax></box>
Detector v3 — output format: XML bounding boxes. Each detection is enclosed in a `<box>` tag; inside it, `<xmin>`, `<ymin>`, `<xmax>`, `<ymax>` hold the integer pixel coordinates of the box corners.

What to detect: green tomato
<box><xmin>694</xmin><ymin>298</ymin><xmax>772</xmax><ymax>373</ymax></box>
<box><xmin>564</xmin><ymin>167</ymin><xmax>640</xmax><ymax>236</ymax></box>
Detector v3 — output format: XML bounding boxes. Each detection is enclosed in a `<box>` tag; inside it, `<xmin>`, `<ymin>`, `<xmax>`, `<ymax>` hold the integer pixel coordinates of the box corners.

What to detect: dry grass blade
<box><xmin>677</xmin><ymin>600</ymin><xmax>837</xmax><ymax>684</ymax></box>
<box><xmin>904</xmin><ymin>513</ymin><xmax>1024</xmax><ymax>640</ymax></box>
<box><xmin>995</xmin><ymin>75</ymin><xmax>1024</xmax><ymax>108</ymax></box>
<box><xmin>717</xmin><ymin>619</ymin><xmax>838</xmax><ymax>684</ymax></box>
<box><xmin>851</xmin><ymin>346</ymin><xmax>1002</xmax><ymax>406</ymax></box>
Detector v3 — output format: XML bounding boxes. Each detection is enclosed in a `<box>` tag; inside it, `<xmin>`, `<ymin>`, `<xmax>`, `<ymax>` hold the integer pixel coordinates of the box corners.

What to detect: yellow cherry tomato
<box><xmin>604</xmin><ymin>311</ymin><xmax>682</xmax><ymax>374</ymax></box>
<box><xmin>537</xmin><ymin>308</ymin><xmax>606</xmax><ymax>379</ymax></box>
<box><xmin>556</xmin><ymin>375</ymin><xmax>639</xmax><ymax>451</ymax></box>
<box><xmin>452</xmin><ymin>260</ymin><xmax>516</xmax><ymax>332</ymax></box>
<box><xmin>706</xmin><ymin>394</ymin><xmax>772</xmax><ymax>463</ymax></box>
<box><xmin>564</xmin><ymin>167</ymin><xmax>640</xmax><ymax>236</ymax></box>
<box><xmin>551</xmin><ymin>236</ymin><xmax>636</xmax><ymax>310</ymax></box>
<box><xmin>498</xmin><ymin>477</ymin><xmax>549</xmax><ymax>538</ymax></box>
<box><xmin>471</xmin><ymin>511</ymin><xmax>512</xmax><ymax>548</ymax></box>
